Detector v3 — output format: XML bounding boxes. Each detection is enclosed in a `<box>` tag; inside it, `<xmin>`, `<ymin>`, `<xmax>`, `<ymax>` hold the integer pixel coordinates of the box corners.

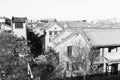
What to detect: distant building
<box><xmin>64</xmin><ymin>21</ymin><xmax>89</xmax><ymax>28</ymax></box>
<box><xmin>12</xmin><ymin>17</ymin><xmax>27</xmax><ymax>39</ymax></box>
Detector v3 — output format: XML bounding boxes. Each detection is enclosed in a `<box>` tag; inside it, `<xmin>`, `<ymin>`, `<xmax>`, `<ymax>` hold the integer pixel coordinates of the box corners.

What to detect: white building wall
<box><xmin>104</xmin><ymin>47</ymin><xmax>120</xmax><ymax>54</ymax></box>
<box><xmin>118</xmin><ymin>64</ymin><xmax>120</xmax><ymax>75</ymax></box>
<box><xmin>52</xmin><ymin>33</ymin><xmax>88</xmax><ymax>77</ymax></box>
<box><xmin>117</xmin><ymin>47</ymin><xmax>120</xmax><ymax>53</ymax></box>
<box><xmin>45</xmin><ymin>31</ymin><xmax>49</xmax><ymax>50</ymax></box>
<box><xmin>13</xmin><ymin>23</ymin><xmax>27</xmax><ymax>39</ymax></box>
<box><xmin>45</xmin><ymin>23</ymin><xmax>63</xmax><ymax>50</ymax></box>
<box><xmin>56</xmin><ymin>33</ymin><xmax>87</xmax><ymax>58</ymax></box>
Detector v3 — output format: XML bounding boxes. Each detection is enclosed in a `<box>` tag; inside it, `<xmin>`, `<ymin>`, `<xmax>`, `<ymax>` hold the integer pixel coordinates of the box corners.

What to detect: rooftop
<box><xmin>66</xmin><ymin>21</ymin><xmax>89</xmax><ymax>28</ymax></box>
<box><xmin>52</xmin><ymin>28</ymin><xmax>79</xmax><ymax>45</ymax></box>
<box><xmin>83</xmin><ymin>28</ymin><xmax>120</xmax><ymax>47</ymax></box>
<box><xmin>12</xmin><ymin>17</ymin><xmax>27</xmax><ymax>23</ymax></box>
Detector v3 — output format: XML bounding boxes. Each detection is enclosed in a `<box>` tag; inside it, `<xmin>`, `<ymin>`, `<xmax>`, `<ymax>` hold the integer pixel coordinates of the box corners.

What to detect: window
<box><xmin>67</xmin><ymin>46</ymin><xmax>72</xmax><ymax>56</ymax></box>
<box><xmin>49</xmin><ymin>31</ymin><xmax>52</xmax><ymax>35</ymax></box>
<box><xmin>15</xmin><ymin>23</ymin><xmax>23</xmax><ymax>28</ymax></box>
<box><xmin>54</xmin><ymin>31</ymin><xmax>58</xmax><ymax>36</ymax></box>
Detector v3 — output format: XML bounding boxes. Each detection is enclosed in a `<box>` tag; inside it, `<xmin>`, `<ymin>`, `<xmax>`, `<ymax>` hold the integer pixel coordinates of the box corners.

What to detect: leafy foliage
<box><xmin>89</xmin><ymin>64</ymin><xmax>103</xmax><ymax>74</ymax></box>
<box><xmin>89</xmin><ymin>48</ymin><xmax>100</xmax><ymax>63</ymax></box>
<box><xmin>70</xmin><ymin>45</ymin><xmax>90</xmax><ymax>76</ymax></box>
<box><xmin>45</xmin><ymin>49</ymin><xmax>59</xmax><ymax>67</ymax></box>
<box><xmin>35</xmin><ymin>49</ymin><xmax>59</xmax><ymax>80</ymax></box>
<box><xmin>0</xmin><ymin>32</ymin><xmax>30</xmax><ymax>79</ymax></box>
<box><xmin>27</xmin><ymin>28</ymin><xmax>46</xmax><ymax>57</ymax></box>
<box><xmin>89</xmin><ymin>47</ymin><xmax>101</xmax><ymax>74</ymax></box>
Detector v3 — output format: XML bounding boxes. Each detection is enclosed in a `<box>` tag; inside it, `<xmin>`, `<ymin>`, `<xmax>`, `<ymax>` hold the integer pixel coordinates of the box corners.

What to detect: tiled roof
<box><xmin>43</xmin><ymin>22</ymin><xmax>56</xmax><ymax>29</ymax></box>
<box><xmin>52</xmin><ymin>27</ymin><xmax>120</xmax><ymax>47</ymax></box>
<box><xmin>52</xmin><ymin>28</ymin><xmax>79</xmax><ymax>45</ymax></box>
<box><xmin>83</xmin><ymin>28</ymin><xmax>120</xmax><ymax>47</ymax></box>
<box><xmin>32</xmin><ymin>22</ymin><xmax>52</xmax><ymax>30</ymax></box>
<box><xmin>32</xmin><ymin>22</ymin><xmax>53</xmax><ymax>35</ymax></box>
<box><xmin>33</xmin><ymin>21</ymin><xmax>65</xmax><ymax>31</ymax></box>
<box><xmin>56</xmin><ymin>21</ymin><xmax>65</xmax><ymax>28</ymax></box>
<box><xmin>12</xmin><ymin>17</ymin><xmax>27</xmax><ymax>23</ymax></box>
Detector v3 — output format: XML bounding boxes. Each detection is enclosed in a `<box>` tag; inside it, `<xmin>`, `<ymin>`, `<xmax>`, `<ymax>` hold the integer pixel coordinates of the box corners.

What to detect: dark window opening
<box><xmin>67</xmin><ymin>46</ymin><xmax>72</xmax><ymax>56</ymax></box>
<box><xmin>15</xmin><ymin>23</ymin><xmax>23</xmax><ymax>28</ymax></box>
<box><xmin>49</xmin><ymin>31</ymin><xmax>52</xmax><ymax>35</ymax></box>
<box><xmin>111</xmin><ymin>63</ymin><xmax>118</xmax><ymax>75</ymax></box>
<box><xmin>0</xmin><ymin>23</ymin><xmax>1</xmax><ymax>28</ymax></box>
<box><xmin>54</xmin><ymin>31</ymin><xmax>58</xmax><ymax>36</ymax></box>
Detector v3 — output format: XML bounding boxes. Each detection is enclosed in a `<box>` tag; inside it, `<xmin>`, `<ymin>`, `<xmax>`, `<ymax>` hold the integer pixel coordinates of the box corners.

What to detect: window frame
<box><xmin>49</xmin><ymin>31</ymin><xmax>52</xmax><ymax>36</ymax></box>
<box><xmin>15</xmin><ymin>22</ymin><xmax>23</xmax><ymax>28</ymax></box>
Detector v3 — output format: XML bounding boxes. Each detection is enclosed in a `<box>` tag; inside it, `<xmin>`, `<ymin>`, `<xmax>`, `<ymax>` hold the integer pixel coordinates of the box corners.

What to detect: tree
<box><xmin>35</xmin><ymin>49</ymin><xmax>59</xmax><ymax>80</ymax></box>
<box><xmin>0</xmin><ymin>32</ymin><xmax>31</xmax><ymax>80</ymax></box>
<box><xmin>69</xmin><ymin>44</ymin><xmax>90</xmax><ymax>80</ymax></box>
<box><xmin>27</xmin><ymin>28</ymin><xmax>46</xmax><ymax>57</ymax></box>
<box><xmin>89</xmin><ymin>47</ymin><xmax>103</xmax><ymax>74</ymax></box>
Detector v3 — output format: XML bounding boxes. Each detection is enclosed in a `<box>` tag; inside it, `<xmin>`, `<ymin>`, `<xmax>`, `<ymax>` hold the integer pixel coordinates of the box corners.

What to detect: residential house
<box><xmin>32</xmin><ymin>21</ymin><xmax>65</xmax><ymax>51</ymax></box>
<box><xmin>12</xmin><ymin>17</ymin><xmax>27</xmax><ymax>39</ymax></box>
<box><xmin>33</xmin><ymin>20</ymin><xmax>91</xmax><ymax>51</ymax></box>
<box><xmin>50</xmin><ymin>28</ymin><xmax>89</xmax><ymax>77</ymax></box>
<box><xmin>50</xmin><ymin>28</ymin><xmax>120</xmax><ymax>77</ymax></box>
<box><xmin>83</xmin><ymin>28</ymin><xmax>120</xmax><ymax>76</ymax></box>
<box><xmin>90</xmin><ymin>19</ymin><xmax>120</xmax><ymax>28</ymax></box>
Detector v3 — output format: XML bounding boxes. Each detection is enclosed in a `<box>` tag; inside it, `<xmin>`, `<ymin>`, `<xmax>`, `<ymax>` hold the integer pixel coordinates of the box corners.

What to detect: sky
<box><xmin>1</xmin><ymin>0</ymin><xmax>120</xmax><ymax>21</ymax></box>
